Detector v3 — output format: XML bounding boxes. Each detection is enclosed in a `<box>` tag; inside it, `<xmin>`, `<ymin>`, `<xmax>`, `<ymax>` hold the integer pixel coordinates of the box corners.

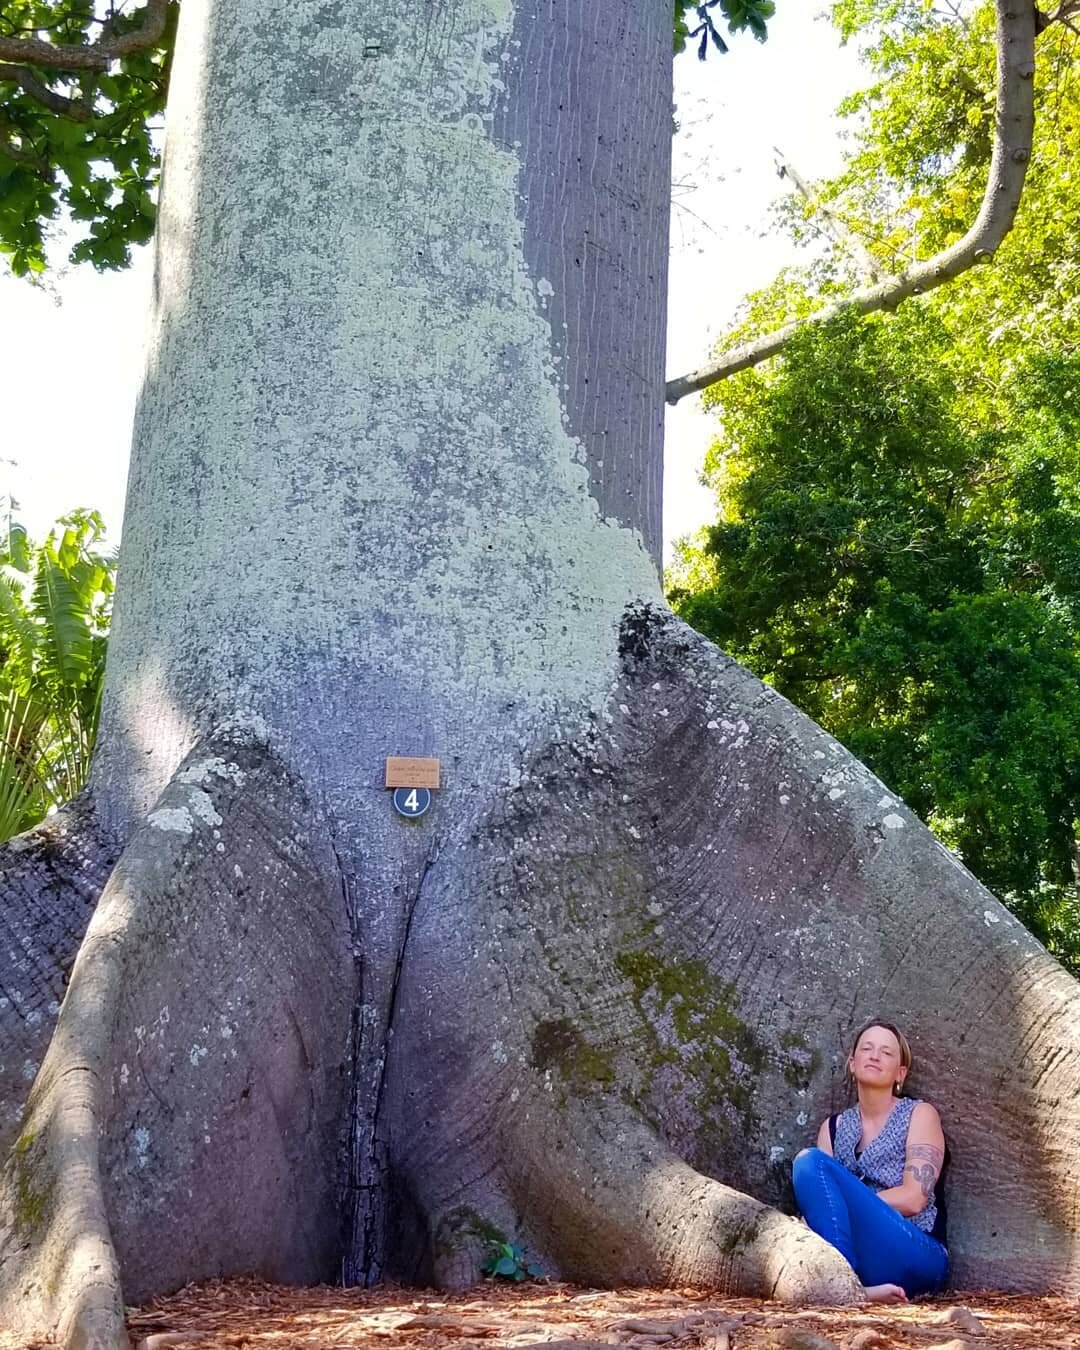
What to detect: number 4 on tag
<box><xmin>392</xmin><ymin>786</ymin><xmax>432</xmax><ymax>819</ymax></box>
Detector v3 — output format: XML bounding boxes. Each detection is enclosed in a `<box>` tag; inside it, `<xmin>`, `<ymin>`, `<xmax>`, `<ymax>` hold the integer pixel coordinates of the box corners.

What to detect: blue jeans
<box><xmin>792</xmin><ymin>1148</ymin><xmax>949</xmax><ymax>1295</ymax></box>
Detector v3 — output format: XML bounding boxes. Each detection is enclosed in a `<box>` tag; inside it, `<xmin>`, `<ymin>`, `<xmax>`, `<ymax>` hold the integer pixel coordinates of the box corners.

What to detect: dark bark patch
<box><xmin>531</xmin><ymin>1018</ymin><xmax>616</xmax><ymax>1089</ymax></box>
<box><xmin>618</xmin><ymin>602</ymin><xmax>666</xmax><ymax>669</ymax></box>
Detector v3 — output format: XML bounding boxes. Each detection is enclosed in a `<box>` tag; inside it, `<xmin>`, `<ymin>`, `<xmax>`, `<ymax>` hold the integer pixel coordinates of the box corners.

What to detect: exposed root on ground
<box><xmin>0</xmin><ymin>723</ymin><xmax>353</xmax><ymax>1350</ymax></box>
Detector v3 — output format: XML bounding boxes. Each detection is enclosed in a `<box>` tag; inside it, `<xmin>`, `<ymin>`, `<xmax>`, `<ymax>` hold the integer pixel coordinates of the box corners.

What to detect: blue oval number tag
<box><xmin>392</xmin><ymin>786</ymin><xmax>432</xmax><ymax>819</ymax></box>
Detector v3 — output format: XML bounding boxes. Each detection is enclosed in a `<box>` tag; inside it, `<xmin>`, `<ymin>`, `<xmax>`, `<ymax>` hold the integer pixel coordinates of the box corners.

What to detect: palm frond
<box><xmin>32</xmin><ymin>547</ymin><xmax>94</xmax><ymax>692</ymax></box>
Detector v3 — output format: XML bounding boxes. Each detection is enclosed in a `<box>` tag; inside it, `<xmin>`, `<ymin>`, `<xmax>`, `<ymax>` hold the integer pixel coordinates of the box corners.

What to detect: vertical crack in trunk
<box><xmin>343</xmin><ymin>836</ymin><xmax>441</xmax><ymax>1285</ymax></box>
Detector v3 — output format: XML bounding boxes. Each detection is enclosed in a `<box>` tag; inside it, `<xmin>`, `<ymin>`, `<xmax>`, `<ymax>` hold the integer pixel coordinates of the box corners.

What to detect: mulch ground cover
<box><xmin>6</xmin><ymin>1278</ymin><xmax>1078</xmax><ymax>1350</ymax></box>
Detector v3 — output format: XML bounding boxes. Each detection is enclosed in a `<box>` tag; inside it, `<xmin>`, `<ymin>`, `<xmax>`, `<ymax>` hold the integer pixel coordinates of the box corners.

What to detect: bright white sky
<box><xmin>0</xmin><ymin>7</ymin><xmax>862</xmax><ymax>561</ymax></box>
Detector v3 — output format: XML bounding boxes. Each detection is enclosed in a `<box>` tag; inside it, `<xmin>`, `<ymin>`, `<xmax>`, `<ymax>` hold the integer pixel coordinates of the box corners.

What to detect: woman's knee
<box><xmin>792</xmin><ymin>1147</ymin><xmax>830</xmax><ymax>1186</ymax></box>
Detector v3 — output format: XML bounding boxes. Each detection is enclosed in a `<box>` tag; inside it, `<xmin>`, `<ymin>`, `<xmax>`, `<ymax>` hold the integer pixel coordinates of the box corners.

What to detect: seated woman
<box><xmin>792</xmin><ymin>1020</ymin><xmax>948</xmax><ymax>1304</ymax></box>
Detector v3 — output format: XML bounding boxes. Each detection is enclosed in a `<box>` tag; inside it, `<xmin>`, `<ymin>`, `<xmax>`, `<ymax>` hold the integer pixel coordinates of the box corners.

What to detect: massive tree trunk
<box><xmin>1</xmin><ymin>2</ymin><xmax>1079</xmax><ymax>1346</ymax></box>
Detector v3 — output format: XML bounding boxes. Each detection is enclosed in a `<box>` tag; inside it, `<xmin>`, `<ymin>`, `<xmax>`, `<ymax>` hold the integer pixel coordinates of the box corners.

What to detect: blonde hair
<box><xmin>850</xmin><ymin>1019</ymin><xmax>913</xmax><ymax>1097</ymax></box>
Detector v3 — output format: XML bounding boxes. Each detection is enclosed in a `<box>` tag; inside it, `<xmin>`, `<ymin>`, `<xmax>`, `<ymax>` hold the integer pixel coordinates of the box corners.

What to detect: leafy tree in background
<box><xmin>0</xmin><ymin>2</ymin><xmax>176</xmax><ymax>274</ymax></box>
<box><xmin>672</xmin><ymin>0</ymin><xmax>1080</xmax><ymax>965</ymax></box>
<box><xmin>0</xmin><ymin>509</ymin><xmax>113</xmax><ymax>837</ymax></box>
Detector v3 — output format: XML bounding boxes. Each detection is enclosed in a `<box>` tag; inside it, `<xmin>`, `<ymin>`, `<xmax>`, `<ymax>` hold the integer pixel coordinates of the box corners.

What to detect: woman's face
<box><xmin>849</xmin><ymin>1025</ymin><xmax>908</xmax><ymax>1093</ymax></box>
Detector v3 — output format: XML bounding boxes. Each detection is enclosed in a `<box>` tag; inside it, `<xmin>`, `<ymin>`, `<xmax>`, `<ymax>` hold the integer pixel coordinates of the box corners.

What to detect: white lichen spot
<box><xmin>878</xmin><ymin>795</ymin><xmax>896</xmax><ymax>809</ymax></box>
<box><xmin>828</xmin><ymin>788</ymin><xmax>845</xmax><ymax>800</ymax></box>
<box><xmin>120</xmin><ymin>1063</ymin><xmax>130</xmax><ymax>1086</ymax></box>
<box><xmin>647</xmin><ymin>901</ymin><xmax>663</xmax><ymax>917</ymax></box>
<box><xmin>178</xmin><ymin>756</ymin><xmax>246</xmax><ymax>788</ymax></box>
<box><xmin>536</xmin><ymin>277</ymin><xmax>554</xmax><ymax>298</ymax></box>
<box><xmin>189</xmin><ymin>1044</ymin><xmax>209</xmax><ymax>1067</ymax></box>
<box><xmin>219</xmin><ymin>1024</ymin><xmax>233</xmax><ymax>1039</ymax></box>
<box><xmin>133</xmin><ymin>1126</ymin><xmax>151</xmax><ymax>1169</ymax></box>
<box><xmin>148</xmin><ymin>807</ymin><xmax>194</xmax><ymax>834</ymax></box>
<box><xmin>21</xmin><ymin>1059</ymin><xmax>37</xmax><ymax>1082</ymax></box>
<box><xmin>983</xmin><ymin>909</ymin><xmax>1002</xmax><ymax>926</ymax></box>
<box><xmin>779</xmin><ymin>795</ymin><xmax>790</xmax><ymax>805</ymax></box>
<box><xmin>188</xmin><ymin>788</ymin><xmax>223</xmax><ymax>828</ymax></box>
<box><xmin>491</xmin><ymin>1040</ymin><xmax>508</xmax><ymax>1065</ymax></box>
<box><xmin>706</xmin><ymin>720</ymin><xmax>719</xmax><ymax>730</ymax></box>
<box><xmin>628</xmin><ymin>824</ymin><xmax>641</xmax><ymax>840</ymax></box>
<box><xmin>882</xmin><ymin>814</ymin><xmax>905</xmax><ymax>830</ymax></box>
<box><xmin>813</xmin><ymin>750</ymin><xmax>826</xmax><ymax>760</ymax></box>
<box><xmin>769</xmin><ymin>1146</ymin><xmax>786</xmax><ymax>1165</ymax></box>
<box><xmin>234</xmin><ymin>864</ymin><xmax>243</xmax><ymax>878</ymax></box>
<box><xmin>657</xmin><ymin>708</ymin><xmax>669</xmax><ymax>717</ymax></box>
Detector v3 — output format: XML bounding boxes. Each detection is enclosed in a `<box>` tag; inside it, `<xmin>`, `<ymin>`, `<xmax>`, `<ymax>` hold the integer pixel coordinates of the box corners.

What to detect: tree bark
<box><xmin>0</xmin><ymin>798</ymin><xmax>117</xmax><ymax>1157</ymax></box>
<box><xmin>2</xmin><ymin>2</ymin><xmax>1079</xmax><ymax>1344</ymax></box>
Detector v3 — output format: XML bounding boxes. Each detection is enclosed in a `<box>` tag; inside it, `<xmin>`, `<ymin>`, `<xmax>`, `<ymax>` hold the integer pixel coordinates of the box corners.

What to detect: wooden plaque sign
<box><xmin>385</xmin><ymin>756</ymin><xmax>441</xmax><ymax>789</ymax></box>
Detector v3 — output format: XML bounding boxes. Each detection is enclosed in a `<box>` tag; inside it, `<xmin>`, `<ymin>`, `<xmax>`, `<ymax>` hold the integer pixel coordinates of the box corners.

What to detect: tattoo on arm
<box><xmin>905</xmin><ymin>1143</ymin><xmax>944</xmax><ymax>1202</ymax></box>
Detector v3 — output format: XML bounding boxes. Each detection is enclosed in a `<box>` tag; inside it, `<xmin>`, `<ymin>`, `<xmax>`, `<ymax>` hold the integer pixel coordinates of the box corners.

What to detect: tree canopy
<box><xmin>671</xmin><ymin>0</ymin><xmax>1080</xmax><ymax>968</ymax></box>
<box><xmin>0</xmin><ymin>1</ymin><xmax>176</xmax><ymax>274</ymax></box>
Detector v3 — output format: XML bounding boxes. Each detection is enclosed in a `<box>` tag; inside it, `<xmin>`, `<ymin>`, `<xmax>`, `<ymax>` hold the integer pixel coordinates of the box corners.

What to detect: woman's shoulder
<box><xmin>904</xmin><ymin>1098</ymin><xmax>945</xmax><ymax>1139</ymax></box>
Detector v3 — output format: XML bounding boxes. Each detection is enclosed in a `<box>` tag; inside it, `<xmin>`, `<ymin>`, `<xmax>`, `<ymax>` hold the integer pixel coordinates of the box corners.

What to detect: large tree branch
<box><xmin>0</xmin><ymin>0</ymin><xmax>167</xmax><ymax>74</ymax></box>
<box><xmin>665</xmin><ymin>0</ymin><xmax>1038</xmax><ymax>404</ymax></box>
<box><xmin>0</xmin><ymin>63</ymin><xmax>93</xmax><ymax>119</ymax></box>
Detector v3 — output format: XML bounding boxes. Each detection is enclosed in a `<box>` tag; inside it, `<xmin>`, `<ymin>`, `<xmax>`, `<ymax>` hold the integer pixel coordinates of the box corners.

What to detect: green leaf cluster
<box><xmin>0</xmin><ymin>508</ymin><xmax>114</xmax><ymax>838</ymax></box>
<box><xmin>674</xmin><ymin>0</ymin><xmax>776</xmax><ymax>56</ymax></box>
<box><xmin>480</xmin><ymin>1240</ymin><xmax>544</xmax><ymax>1282</ymax></box>
<box><xmin>0</xmin><ymin>1</ymin><xmax>176</xmax><ymax>273</ymax></box>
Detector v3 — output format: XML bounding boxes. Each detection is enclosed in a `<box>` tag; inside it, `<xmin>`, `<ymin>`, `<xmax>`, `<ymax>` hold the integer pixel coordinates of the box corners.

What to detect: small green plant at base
<box><xmin>481</xmin><ymin>1241</ymin><xmax>544</xmax><ymax>1282</ymax></box>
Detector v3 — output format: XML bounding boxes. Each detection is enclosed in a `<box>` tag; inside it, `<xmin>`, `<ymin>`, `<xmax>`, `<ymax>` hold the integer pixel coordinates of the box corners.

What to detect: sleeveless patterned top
<box><xmin>833</xmin><ymin>1097</ymin><xmax>937</xmax><ymax>1234</ymax></box>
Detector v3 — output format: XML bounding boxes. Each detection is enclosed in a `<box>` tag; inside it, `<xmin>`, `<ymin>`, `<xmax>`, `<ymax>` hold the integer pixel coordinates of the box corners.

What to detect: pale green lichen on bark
<box><xmin>100</xmin><ymin>0</ymin><xmax>662</xmax><ymax>813</ymax></box>
<box><xmin>530</xmin><ymin>1017</ymin><xmax>617</xmax><ymax>1089</ymax></box>
<box><xmin>614</xmin><ymin>948</ymin><xmax>766</xmax><ymax>1152</ymax></box>
<box><xmin>11</xmin><ymin>1132</ymin><xmax>50</xmax><ymax>1234</ymax></box>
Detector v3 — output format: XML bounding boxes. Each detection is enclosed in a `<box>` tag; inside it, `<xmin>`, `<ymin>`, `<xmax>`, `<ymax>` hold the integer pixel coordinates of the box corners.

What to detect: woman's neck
<box><xmin>857</xmin><ymin>1084</ymin><xmax>899</xmax><ymax>1121</ymax></box>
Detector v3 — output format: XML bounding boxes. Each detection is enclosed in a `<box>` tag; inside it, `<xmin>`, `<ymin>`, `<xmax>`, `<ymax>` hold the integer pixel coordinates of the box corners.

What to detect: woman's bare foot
<box><xmin>862</xmin><ymin>1284</ymin><xmax>908</xmax><ymax>1303</ymax></box>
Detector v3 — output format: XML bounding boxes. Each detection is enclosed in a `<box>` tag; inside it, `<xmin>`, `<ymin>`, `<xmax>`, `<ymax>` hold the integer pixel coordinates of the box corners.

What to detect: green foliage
<box><xmin>0</xmin><ymin>508</ymin><xmax>114</xmax><ymax>839</ymax></box>
<box><xmin>671</xmin><ymin>313</ymin><xmax>1080</xmax><ymax>971</ymax></box>
<box><xmin>480</xmin><ymin>1241</ymin><xmax>544</xmax><ymax>1282</ymax></box>
<box><xmin>674</xmin><ymin>0</ymin><xmax>1080</xmax><ymax>968</ymax></box>
<box><xmin>0</xmin><ymin>1</ymin><xmax>177</xmax><ymax>273</ymax></box>
<box><xmin>674</xmin><ymin>0</ymin><xmax>776</xmax><ymax>56</ymax></box>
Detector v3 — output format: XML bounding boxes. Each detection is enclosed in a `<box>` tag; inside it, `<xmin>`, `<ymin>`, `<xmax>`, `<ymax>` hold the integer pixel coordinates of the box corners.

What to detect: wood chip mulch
<box><xmin>5</xmin><ymin>1279</ymin><xmax>1079</xmax><ymax>1350</ymax></box>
